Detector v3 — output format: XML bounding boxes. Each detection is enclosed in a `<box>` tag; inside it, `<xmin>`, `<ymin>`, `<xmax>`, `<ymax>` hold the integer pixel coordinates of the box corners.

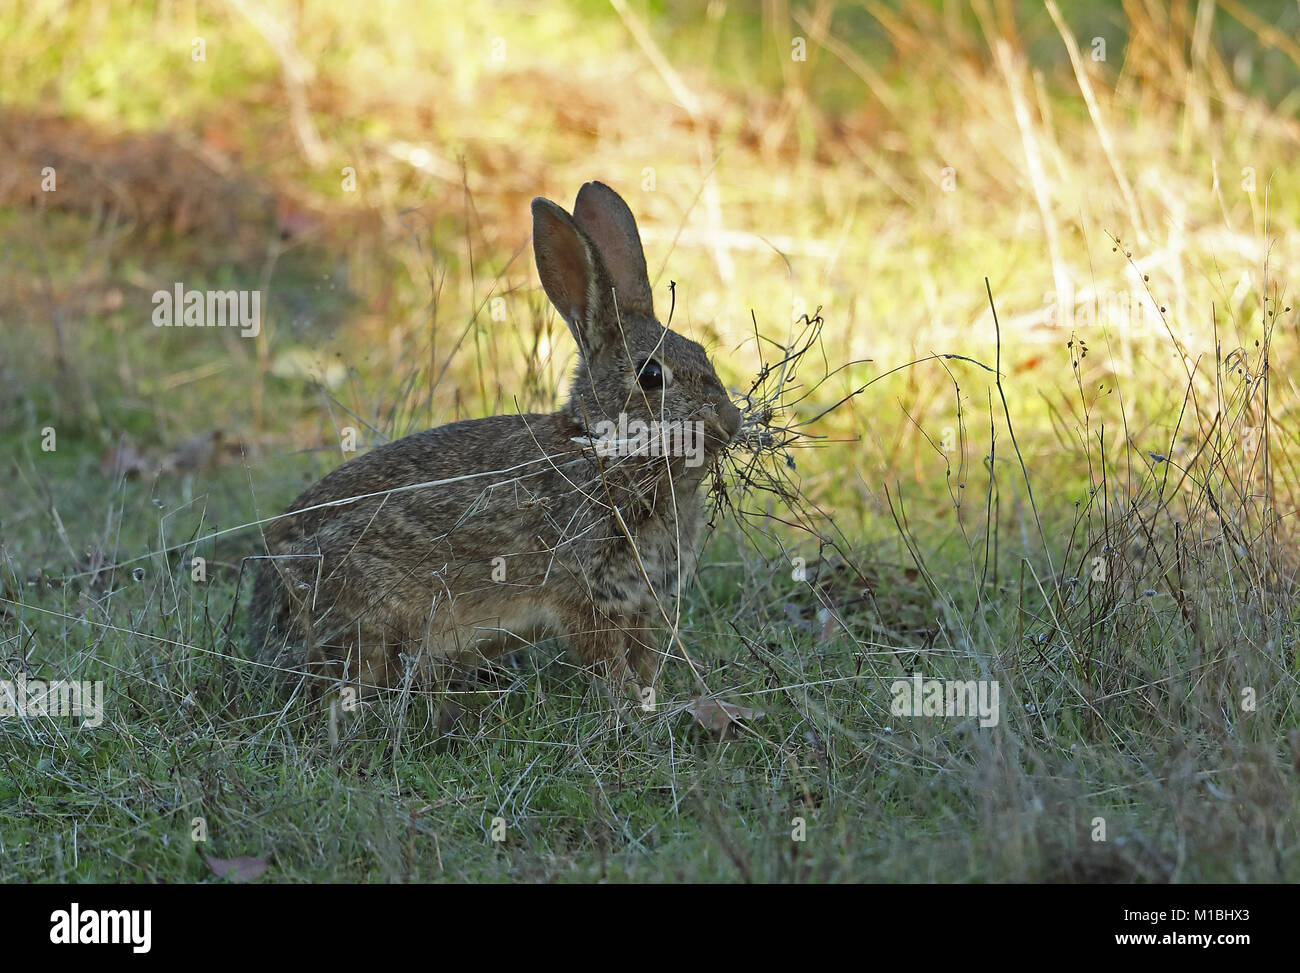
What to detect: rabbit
<box><xmin>248</xmin><ymin>181</ymin><xmax>742</xmax><ymax>704</ymax></box>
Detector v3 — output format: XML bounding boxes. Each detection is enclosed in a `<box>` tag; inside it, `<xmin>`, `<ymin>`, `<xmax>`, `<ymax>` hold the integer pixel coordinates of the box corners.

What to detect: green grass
<box><xmin>4</xmin><ymin>387</ymin><xmax>1297</xmax><ymax>882</ymax></box>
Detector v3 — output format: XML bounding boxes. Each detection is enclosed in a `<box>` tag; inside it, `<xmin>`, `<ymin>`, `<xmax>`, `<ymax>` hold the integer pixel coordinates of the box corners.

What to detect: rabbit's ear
<box><xmin>532</xmin><ymin>197</ymin><xmax>603</xmax><ymax>344</ymax></box>
<box><xmin>573</xmin><ymin>181</ymin><xmax>653</xmax><ymax>315</ymax></box>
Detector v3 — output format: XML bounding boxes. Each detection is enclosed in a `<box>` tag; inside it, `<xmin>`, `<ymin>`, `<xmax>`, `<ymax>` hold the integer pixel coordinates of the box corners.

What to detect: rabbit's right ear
<box><xmin>532</xmin><ymin>197</ymin><xmax>605</xmax><ymax>354</ymax></box>
<box><xmin>572</xmin><ymin>181</ymin><xmax>653</xmax><ymax>316</ymax></box>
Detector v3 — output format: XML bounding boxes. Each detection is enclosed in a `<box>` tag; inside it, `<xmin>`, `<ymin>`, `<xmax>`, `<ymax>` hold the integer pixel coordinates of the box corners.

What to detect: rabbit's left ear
<box><xmin>573</xmin><ymin>181</ymin><xmax>654</xmax><ymax>316</ymax></box>
<box><xmin>532</xmin><ymin>197</ymin><xmax>601</xmax><ymax>339</ymax></box>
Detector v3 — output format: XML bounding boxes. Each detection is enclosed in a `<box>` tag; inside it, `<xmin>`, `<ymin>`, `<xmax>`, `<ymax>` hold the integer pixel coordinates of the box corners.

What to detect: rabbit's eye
<box><xmin>635</xmin><ymin>358</ymin><xmax>667</xmax><ymax>389</ymax></box>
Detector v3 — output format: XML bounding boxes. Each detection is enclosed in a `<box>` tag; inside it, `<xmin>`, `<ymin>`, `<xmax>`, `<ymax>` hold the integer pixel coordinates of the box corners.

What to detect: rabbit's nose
<box><xmin>719</xmin><ymin>398</ymin><xmax>742</xmax><ymax>439</ymax></box>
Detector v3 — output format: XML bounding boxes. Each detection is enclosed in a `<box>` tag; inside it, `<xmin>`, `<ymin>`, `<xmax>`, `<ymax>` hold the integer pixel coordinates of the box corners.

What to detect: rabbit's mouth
<box><xmin>700</xmin><ymin>399</ymin><xmax>744</xmax><ymax>447</ymax></box>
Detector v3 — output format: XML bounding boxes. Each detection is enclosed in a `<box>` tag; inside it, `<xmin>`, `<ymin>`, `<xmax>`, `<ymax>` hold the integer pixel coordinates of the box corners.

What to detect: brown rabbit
<box><xmin>248</xmin><ymin>181</ymin><xmax>741</xmax><ymax>703</ymax></box>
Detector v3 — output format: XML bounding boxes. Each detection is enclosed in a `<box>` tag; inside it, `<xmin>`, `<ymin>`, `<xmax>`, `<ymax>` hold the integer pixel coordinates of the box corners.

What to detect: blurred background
<box><xmin>1</xmin><ymin>0</ymin><xmax>1298</xmax><ymax>555</ymax></box>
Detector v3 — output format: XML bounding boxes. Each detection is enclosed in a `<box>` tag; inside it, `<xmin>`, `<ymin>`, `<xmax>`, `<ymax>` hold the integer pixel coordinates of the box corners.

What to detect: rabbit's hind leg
<box><xmin>295</xmin><ymin>623</ymin><xmax>404</xmax><ymax>701</ymax></box>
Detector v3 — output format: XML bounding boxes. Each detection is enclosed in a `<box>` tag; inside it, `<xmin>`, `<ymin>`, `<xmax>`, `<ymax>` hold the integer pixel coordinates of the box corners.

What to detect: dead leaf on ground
<box><xmin>100</xmin><ymin>438</ymin><xmax>155</xmax><ymax>478</ymax></box>
<box><xmin>685</xmin><ymin>696</ymin><xmax>765</xmax><ymax>732</ymax></box>
<box><xmin>101</xmin><ymin>430</ymin><xmax>235</xmax><ymax>478</ymax></box>
<box><xmin>159</xmin><ymin>430</ymin><xmax>223</xmax><ymax>473</ymax></box>
<box><xmin>203</xmin><ymin>852</ymin><xmax>270</xmax><ymax>883</ymax></box>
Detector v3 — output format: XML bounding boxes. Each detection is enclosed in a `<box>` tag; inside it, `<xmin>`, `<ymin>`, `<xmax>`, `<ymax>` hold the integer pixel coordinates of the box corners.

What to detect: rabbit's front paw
<box><xmin>587</xmin><ymin>655</ymin><xmax>649</xmax><ymax>719</ymax></box>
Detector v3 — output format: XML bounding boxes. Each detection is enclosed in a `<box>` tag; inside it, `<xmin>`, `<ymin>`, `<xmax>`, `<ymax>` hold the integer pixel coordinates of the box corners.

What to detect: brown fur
<box><xmin>248</xmin><ymin>182</ymin><xmax>740</xmax><ymax>701</ymax></box>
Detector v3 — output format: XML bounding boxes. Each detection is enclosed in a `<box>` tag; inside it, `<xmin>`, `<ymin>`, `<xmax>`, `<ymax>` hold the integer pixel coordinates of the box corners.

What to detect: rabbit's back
<box><xmin>259</xmin><ymin>414</ymin><xmax>569</xmax><ymax>549</ymax></box>
<box><xmin>250</xmin><ymin>414</ymin><xmax>584</xmax><ymax>655</ymax></box>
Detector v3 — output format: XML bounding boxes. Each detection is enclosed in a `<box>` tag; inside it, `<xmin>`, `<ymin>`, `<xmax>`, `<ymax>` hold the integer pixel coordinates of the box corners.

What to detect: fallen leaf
<box><xmin>685</xmin><ymin>697</ymin><xmax>765</xmax><ymax>732</ymax></box>
<box><xmin>203</xmin><ymin>853</ymin><xmax>270</xmax><ymax>883</ymax></box>
<box><xmin>100</xmin><ymin>439</ymin><xmax>155</xmax><ymax>478</ymax></box>
<box><xmin>160</xmin><ymin>430</ymin><xmax>223</xmax><ymax>473</ymax></box>
<box><xmin>102</xmin><ymin>431</ymin><xmax>231</xmax><ymax>477</ymax></box>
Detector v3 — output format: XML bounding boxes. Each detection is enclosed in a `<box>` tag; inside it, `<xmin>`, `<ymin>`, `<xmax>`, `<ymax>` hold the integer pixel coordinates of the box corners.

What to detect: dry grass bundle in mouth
<box><xmin>699</xmin><ymin>309</ymin><xmax>894</xmax><ymax>635</ymax></box>
<box><xmin>710</xmin><ymin>309</ymin><xmax>837</xmax><ymax>527</ymax></box>
<box><xmin>707</xmin><ymin>307</ymin><xmax>992</xmax><ymax>566</ymax></box>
